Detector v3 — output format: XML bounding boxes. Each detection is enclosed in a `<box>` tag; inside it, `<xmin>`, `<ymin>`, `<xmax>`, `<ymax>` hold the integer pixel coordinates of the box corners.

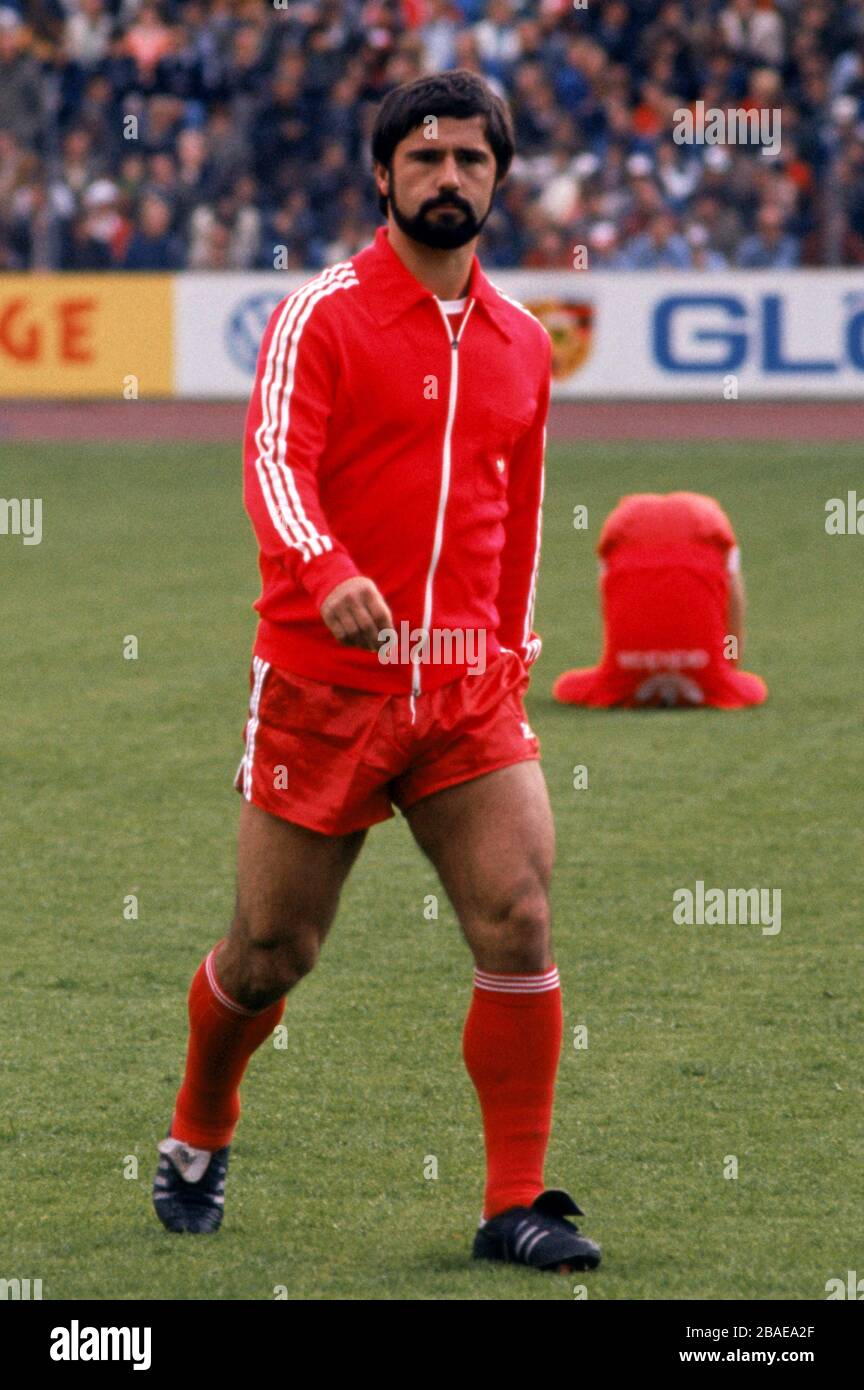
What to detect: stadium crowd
<box><xmin>2</xmin><ymin>0</ymin><xmax>864</xmax><ymax>271</ymax></box>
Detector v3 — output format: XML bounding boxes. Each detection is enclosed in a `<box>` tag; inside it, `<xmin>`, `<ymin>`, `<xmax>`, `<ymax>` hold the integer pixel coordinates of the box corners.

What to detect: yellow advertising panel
<box><xmin>0</xmin><ymin>274</ymin><xmax>173</xmax><ymax>398</ymax></box>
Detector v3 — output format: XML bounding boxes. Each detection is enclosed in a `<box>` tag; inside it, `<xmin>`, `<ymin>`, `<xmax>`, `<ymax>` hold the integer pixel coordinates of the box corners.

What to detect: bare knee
<box><xmin>469</xmin><ymin>879</ymin><xmax>553</xmax><ymax>974</ymax></box>
<box><xmin>219</xmin><ymin>911</ymin><xmax>324</xmax><ymax>1010</ymax></box>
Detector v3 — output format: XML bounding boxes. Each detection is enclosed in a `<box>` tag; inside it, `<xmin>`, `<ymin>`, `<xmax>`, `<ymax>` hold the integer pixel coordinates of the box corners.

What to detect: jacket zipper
<box><xmin>413</xmin><ymin>296</ymin><xmax>477</xmax><ymax>698</ymax></box>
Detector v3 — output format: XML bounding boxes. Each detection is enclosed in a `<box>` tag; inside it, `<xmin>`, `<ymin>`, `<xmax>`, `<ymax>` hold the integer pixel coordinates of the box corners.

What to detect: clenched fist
<box><xmin>320</xmin><ymin>576</ymin><xmax>394</xmax><ymax>652</ymax></box>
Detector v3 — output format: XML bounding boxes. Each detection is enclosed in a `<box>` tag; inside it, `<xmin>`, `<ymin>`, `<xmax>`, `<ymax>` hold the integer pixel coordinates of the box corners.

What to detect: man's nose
<box><xmin>437</xmin><ymin>153</ymin><xmax>462</xmax><ymax>188</ymax></box>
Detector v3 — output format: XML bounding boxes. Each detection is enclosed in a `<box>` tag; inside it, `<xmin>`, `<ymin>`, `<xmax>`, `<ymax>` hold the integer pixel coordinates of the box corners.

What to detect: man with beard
<box><xmin>153</xmin><ymin>70</ymin><xmax>601</xmax><ymax>1277</ymax></box>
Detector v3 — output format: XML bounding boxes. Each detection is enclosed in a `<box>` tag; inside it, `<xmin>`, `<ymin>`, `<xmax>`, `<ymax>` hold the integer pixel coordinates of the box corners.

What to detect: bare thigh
<box><xmin>217</xmin><ymin>801</ymin><xmax>367</xmax><ymax>1010</ymax></box>
<box><xmin>405</xmin><ymin>761</ymin><xmax>556</xmax><ymax>973</ymax></box>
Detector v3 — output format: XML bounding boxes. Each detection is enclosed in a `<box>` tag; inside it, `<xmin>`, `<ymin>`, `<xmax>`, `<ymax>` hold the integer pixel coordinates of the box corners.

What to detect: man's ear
<box><xmin>373</xmin><ymin>159</ymin><xmax>389</xmax><ymax>202</ymax></box>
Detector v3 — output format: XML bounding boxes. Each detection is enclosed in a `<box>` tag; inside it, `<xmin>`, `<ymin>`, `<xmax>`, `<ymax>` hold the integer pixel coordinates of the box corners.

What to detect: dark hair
<box><xmin>371</xmin><ymin>69</ymin><xmax>515</xmax><ymax>215</ymax></box>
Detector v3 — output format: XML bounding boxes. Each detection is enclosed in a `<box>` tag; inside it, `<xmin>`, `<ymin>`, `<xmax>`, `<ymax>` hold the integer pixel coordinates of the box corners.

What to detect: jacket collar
<box><xmin>360</xmin><ymin>225</ymin><xmax>513</xmax><ymax>341</ymax></box>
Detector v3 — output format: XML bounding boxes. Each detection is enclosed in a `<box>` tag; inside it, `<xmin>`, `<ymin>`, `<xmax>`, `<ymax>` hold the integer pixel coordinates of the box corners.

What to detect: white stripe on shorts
<box><xmin>241</xmin><ymin>655</ymin><xmax>271</xmax><ymax>801</ymax></box>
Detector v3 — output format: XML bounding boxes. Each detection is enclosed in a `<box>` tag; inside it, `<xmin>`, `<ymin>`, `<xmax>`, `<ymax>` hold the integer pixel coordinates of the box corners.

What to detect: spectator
<box><xmin>473</xmin><ymin>0</ymin><xmax>522</xmax><ymax>81</ymax></box>
<box><xmin>126</xmin><ymin>3</ymin><xmax>173</xmax><ymax>83</ymax></box>
<box><xmin>83</xmin><ymin>178</ymin><xmax>133</xmax><ymax>264</ymax></box>
<box><xmin>690</xmin><ymin>190</ymin><xmax>744</xmax><ymax>261</ymax></box>
<box><xmin>122</xmin><ymin>193</ymin><xmax>184</xmax><ymax>270</ymax></box>
<box><xmin>250</xmin><ymin>67</ymin><xmax>313</xmax><ymax>191</ymax></box>
<box><xmin>64</xmin><ymin>0</ymin><xmax>113</xmax><ymax>71</ymax></box>
<box><xmin>621</xmin><ymin>211</ymin><xmax>693</xmax><ymax>269</ymax></box>
<box><xmin>619</xmin><ymin>158</ymin><xmax>667</xmax><ymax>241</ymax></box>
<box><xmin>188</xmin><ymin>180</ymin><xmax>260</xmax><ymax>270</ymax></box>
<box><xmin>593</xmin><ymin>1</ymin><xmax>637</xmax><ymax>66</ymax></box>
<box><xmin>260</xmin><ymin>187</ymin><xmax>321</xmax><ymax>270</ymax></box>
<box><xmin>420</xmin><ymin>0</ymin><xmax>461</xmax><ymax>74</ymax></box>
<box><xmin>221</xmin><ymin>22</ymin><xmax>270</xmax><ymax>129</ymax></box>
<box><xmin>719</xmin><ymin>0</ymin><xmax>786</xmax><ymax>68</ymax></box>
<box><xmin>585</xmin><ymin>221</ymin><xmax>624</xmax><ymax>269</ymax></box>
<box><xmin>155</xmin><ymin>21</ymin><xmax>210</xmax><ymax>105</ymax></box>
<box><xmin>204</xmin><ymin>104</ymin><xmax>250</xmax><ymax>188</ymax></box>
<box><xmin>685</xmin><ymin>222</ymin><xmax>728</xmax><ymax>269</ymax></box>
<box><xmin>9</xmin><ymin>178</ymin><xmax>65</xmax><ymax>269</ymax></box>
<box><xmin>143</xmin><ymin>151</ymin><xmax>180</xmax><ymax>215</ymax></box>
<box><xmin>76</xmin><ymin>74</ymin><xmax>122</xmax><ymax>156</ymax></box>
<box><xmin>0</xmin><ymin>129</ymin><xmax>26</xmax><ymax>221</ymax></box>
<box><xmin>323</xmin><ymin>211</ymin><xmax>378</xmax><ymax>263</ymax></box>
<box><xmin>140</xmin><ymin>95</ymin><xmax>184</xmax><ymax>158</ymax></box>
<box><xmin>188</xmin><ymin>213</ymin><xmax>232</xmax><ymax>270</ymax></box>
<box><xmin>737</xmin><ymin>202</ymin><xmax>800</xmax><ymax>267</ymax></box>
<box><xmin>523</xmin><ymin>224</ymin><xmax>574</xmax><ymax>269</ymax></box>
<box><xmin>319</xmin><ymin>76</ymin><xmax>363</xmax><ymax>152</ymax></box>
<box><xmin>50</xmin><ymin>129</ymin><xmax>101</xmax><ymax>207</ymax></box>
<box><xmin>117</xmin><ymin>151</ymin><xmax>147</xmax><ymax>206</ymax></box>
<box><xmin>536</xmin><ymin>144</ymin><xmax>581</xmax><ymax>226</ymax></box>
<box><xmin>656</xmin><ymin>140</ymin><xmax>702</xmax><ymax>212</ymax></box>
<box><xmin>0</xmin><ymin>228</ymin><xmax>22</xmax><ymax>269</ymax></box>
<box><xmin>0</xmin><ymin>10</ymin><xmax>46</xmax><ymax>149</ymax></box>
<box><xmin>61</xmin><ymin>210</ymin><xmax>114</xmax><ymax>270</ymax></box>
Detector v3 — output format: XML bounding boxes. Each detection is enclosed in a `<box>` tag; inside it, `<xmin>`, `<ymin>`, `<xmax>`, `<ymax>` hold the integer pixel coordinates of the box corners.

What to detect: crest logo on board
<box><xmin>528</xmin><ymin>300</ymin><xmax>594</xmax><ymax>379</ymax></box>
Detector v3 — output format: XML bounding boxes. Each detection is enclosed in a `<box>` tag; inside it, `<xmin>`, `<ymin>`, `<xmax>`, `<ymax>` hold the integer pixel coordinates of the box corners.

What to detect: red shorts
<box><xmin>233</xmin><ymin>649</ymin><xmax>540</xmax><ymax>835</ymax></box>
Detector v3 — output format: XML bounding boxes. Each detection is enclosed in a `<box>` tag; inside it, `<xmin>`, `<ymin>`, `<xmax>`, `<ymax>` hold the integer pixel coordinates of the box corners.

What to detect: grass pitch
<box><xmin>1</xmin><ymin>438</ymin><xmax>860</xmax><ymax>1300</ymax></box>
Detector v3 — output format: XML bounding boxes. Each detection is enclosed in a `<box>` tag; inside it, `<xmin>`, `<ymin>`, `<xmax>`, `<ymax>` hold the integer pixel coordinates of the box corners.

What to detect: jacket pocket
<box><xmin>471</xmin><ymin>403</ymin><xmax>534</xmax><ymax>499</ymax></box>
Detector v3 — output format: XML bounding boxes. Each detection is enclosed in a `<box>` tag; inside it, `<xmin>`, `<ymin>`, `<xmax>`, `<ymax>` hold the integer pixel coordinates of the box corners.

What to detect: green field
<box><xmin>1</xmin><ymin>439</ymin><xmax>860</xmax><ymax>1301</ymax></box>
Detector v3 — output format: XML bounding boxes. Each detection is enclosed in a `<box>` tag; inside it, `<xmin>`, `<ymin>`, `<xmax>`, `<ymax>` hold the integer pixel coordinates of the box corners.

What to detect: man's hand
<box><xmin>320</xmin><ymin>576</ymin><xmax>394</xmax><ymax>651</ymax></box>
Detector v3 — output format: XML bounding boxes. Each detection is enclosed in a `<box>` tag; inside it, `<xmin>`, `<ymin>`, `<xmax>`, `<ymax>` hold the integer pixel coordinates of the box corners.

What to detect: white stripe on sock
<box><xmin>473</xmin><ymin>966</ymin><xmax>560</xmax><ymax>994</ymax></box>
<box><xmin>205</xmin><ymin>947</ymin><xmax>257</xmax><ymax>1017</ymax></box>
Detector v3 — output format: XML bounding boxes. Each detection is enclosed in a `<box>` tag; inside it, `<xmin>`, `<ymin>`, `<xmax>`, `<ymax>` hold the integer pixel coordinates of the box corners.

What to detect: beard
<box><xmin>388</xmin><ymin>173</ymin><xmax>494</xmax><ymax>250</ymax></box>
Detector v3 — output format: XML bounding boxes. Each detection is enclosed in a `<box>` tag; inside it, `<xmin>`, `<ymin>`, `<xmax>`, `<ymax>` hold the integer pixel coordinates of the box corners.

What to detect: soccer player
<box><xmin>553</xmin><ymin>491</ymin><xmax>768</xmax><ymax>708</ymax></box>
<box><xmin>153</xmin><ymin>70</ymin><xmax>601</xmax><ymax>1275</ymax></box>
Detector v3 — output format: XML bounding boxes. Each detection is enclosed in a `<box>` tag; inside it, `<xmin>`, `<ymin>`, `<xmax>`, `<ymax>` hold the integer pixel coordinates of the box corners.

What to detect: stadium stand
<box><xmin>1</xmin><ymin>0</ymin><xmax>864</xmax><ymax>271</ymax></box>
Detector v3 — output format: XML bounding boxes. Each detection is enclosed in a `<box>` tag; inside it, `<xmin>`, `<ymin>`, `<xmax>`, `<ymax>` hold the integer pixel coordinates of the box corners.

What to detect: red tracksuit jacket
<box><xmin>243</xmin><ymin>224</ymin><xmax>551</xmax><ymax>694</ymax></box>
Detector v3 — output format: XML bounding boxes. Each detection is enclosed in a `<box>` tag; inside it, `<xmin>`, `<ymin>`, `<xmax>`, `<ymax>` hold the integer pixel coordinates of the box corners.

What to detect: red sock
<box><xmin>463</xmin><ymin>965</ymin><xmax>563</xmax><ymax>1219</ymax></box>
<box><xmin>171</xmin><ymin>944</ymin><xmax>285</xmax><ymax>1150</ymax></box>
